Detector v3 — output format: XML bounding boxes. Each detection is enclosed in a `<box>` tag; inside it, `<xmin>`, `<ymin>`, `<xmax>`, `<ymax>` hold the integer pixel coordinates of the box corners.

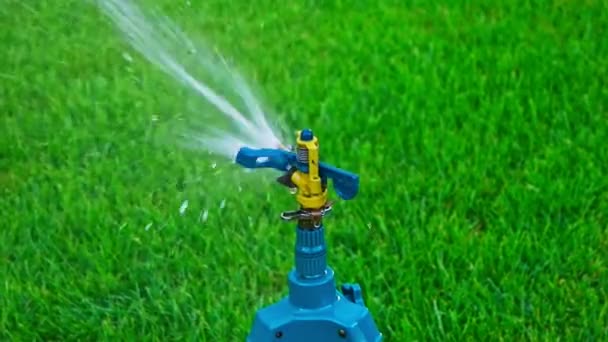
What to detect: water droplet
<box><xmin>219</xmin><ymin>199</ymin><xmax>226</xmax><ymax>209</ymax></box>
<box><xmin>145</xmin><ymin>222</ymin><xmax>153</xmax><ymax>231</ymax></box>
<box><xmin>200</xmin><ymin>209</ymin><xmax>209</xmax><ymax>222</ymax></box>
<box><xmin>179</xmin><ymin>200</ymin><xmax>189</xmax><ymax>215</ymax></box>
<box><xmin>122</xmin><ymin>52</ymin><xmax>133</xmax><ymax>63</ymax></box>
<box><xmin>211</xmin><ymin>162</ymin><xmax>217</xmax><ymax>169</ymax></box>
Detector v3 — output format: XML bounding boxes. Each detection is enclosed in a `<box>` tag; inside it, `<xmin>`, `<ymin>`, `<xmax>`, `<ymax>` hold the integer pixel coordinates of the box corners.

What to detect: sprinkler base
<box><xmin>246</xmin><ymin>267</ymin><xmax>382</xmax><ymax>342</ymax></box>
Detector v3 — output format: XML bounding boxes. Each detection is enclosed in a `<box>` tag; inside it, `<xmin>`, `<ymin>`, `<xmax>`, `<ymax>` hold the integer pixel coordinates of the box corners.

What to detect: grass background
<box><xmin>1</xmin><ymin>0</ymin><xmax>607</xmax><ymax>340</ymax></box>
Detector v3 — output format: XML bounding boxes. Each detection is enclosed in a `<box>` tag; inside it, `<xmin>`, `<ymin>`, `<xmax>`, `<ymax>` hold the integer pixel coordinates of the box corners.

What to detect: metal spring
<box><xmin>297</xmin><ymin>146</ymin><xmax>309</xmax><ymax>163</ymax></box>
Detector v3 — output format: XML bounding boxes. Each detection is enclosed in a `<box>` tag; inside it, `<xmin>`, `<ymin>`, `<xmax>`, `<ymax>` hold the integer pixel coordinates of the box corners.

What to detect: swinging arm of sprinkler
<box><xmin>235</xmin><ymin>146</ymin><xmax>359</xmax><ymax>201</ymax></box>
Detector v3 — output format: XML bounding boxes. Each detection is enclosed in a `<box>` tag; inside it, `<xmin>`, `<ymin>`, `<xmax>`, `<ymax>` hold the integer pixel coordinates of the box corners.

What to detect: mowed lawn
<box><xmin>1</xmin><ymin>0</ymin><xmax>607</xmax><ymax>340</ymax></box>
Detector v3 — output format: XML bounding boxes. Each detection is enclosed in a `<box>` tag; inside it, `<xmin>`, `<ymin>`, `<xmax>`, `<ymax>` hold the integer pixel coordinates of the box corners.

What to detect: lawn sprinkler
<box><xmin>235</xmin><ymin>129</ymin><xmax>383</xmax><ymax>342</ymax></box>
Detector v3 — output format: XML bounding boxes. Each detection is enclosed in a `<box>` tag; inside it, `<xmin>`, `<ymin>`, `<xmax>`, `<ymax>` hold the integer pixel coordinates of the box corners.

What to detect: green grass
<box><xmin>1</xmin><ymin>0</ymin><xmax>607</xmax><ymax>340</ymax></box>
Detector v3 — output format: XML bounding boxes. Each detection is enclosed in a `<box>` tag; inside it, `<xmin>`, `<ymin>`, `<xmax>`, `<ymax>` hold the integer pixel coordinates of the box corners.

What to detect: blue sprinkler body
<box><xmin>234</xmin><ymin>129</ymin><xmax>383</xmax><ymax>342</ymax></box>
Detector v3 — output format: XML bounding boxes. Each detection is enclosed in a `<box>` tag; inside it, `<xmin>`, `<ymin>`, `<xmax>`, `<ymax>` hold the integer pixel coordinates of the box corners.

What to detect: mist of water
<box><xmin>96</xmin><ymin>0</ymin><xmax>287</xmax><ymax>160</ymax></box>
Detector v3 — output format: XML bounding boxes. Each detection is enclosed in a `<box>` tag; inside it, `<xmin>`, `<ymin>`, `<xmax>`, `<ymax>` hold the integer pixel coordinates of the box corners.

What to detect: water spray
<box><xmin>97</xmin><ymin>0</ymin><xmax>285</xmax><ymax>160</ymax></box>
